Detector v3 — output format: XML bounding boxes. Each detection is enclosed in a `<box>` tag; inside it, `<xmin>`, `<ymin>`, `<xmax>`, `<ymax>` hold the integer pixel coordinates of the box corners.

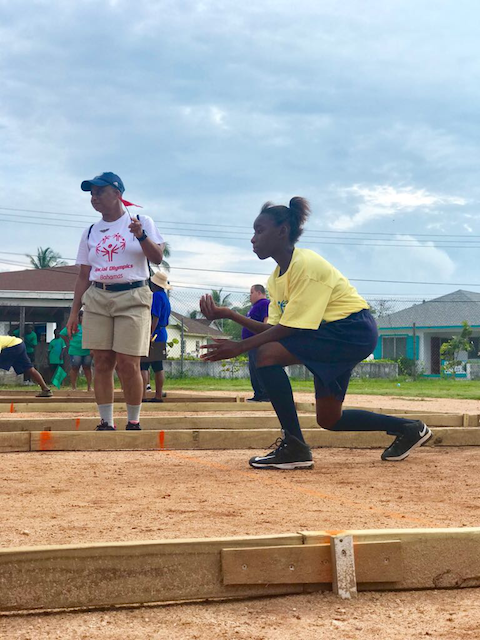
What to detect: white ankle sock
<box><xmin>127</xmin><ymin>404</ymin><xmax>141</xmax><ymax>424</ymax></box>
<box><xmin>98</xmin><ymin>403</ymin><xmax>114</xmax><ymax>427</ymax></box>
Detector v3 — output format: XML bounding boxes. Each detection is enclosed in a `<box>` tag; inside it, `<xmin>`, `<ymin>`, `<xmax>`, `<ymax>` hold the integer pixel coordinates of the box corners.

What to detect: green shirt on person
<box><xmin>59</xmin><ymin>325</ymin><xmax>90</xmax><ymax>357</ymax></box>
<box><xmin>48</xmin><ymin>337</ymin><xmax>66</xmax><ymax>365</ymax></box>
<box><xmin>12</xmin><ymin>329</ymin><xmax>38</xmax><ymax>354</ymax></box>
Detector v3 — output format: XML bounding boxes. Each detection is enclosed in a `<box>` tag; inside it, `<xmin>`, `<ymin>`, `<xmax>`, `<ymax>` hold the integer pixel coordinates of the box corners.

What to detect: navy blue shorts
<box><xmin>279</xmin><ymin>309</ymin><xmax>378</xmax><ymax>401</ymax></box>
<box><xmin>0</xmin><ymin>343</ymin><xmax>34</xmax><ymax>375</ymax></box>
<box><xmin>140</xmin><ymin>360</ymin><xmax>164</xmax><ymax>373</ymax></box>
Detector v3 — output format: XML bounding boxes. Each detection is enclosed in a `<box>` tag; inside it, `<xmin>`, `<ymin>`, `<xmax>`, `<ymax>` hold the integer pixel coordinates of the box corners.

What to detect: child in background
<box><xmin>0</xmin><ymin>335</ymin><xmax>52</xmax><ymax>397</ymax></box>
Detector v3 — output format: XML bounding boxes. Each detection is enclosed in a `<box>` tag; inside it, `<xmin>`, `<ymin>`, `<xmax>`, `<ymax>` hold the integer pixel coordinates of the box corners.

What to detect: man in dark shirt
<box><xmin>242</xmin><ymin>284</ymin><xmax>270</xmax><ymax>402</ymax></box>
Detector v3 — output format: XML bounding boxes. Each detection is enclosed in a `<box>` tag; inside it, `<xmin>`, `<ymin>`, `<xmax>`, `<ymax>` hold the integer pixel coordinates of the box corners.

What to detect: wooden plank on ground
<box><xmin>0</xmin><ymin>432</ymin><xmax>30</xmax><ymax>453</ymax></box>
<box><xmin>29</xmin><ymin>430</ymin><xmax>196</xmax><ymax>452</ymax></box>
<box><xmin>1</xmin><ymin>401</ymin><xmax>274</xmax><ymax>413</ymax></box>
<box><xmin>0</xmin><ymin>534</ymin><xmax>304</xmax><ymax>612</ymax></box>
<box><xmin>222</xmin><ymin>540</ymin><xmax>402</xmax><ymax>586</ymax></box>
<box><xmin>0</xmin><ymin>528</ymin><xmax>479</xmax><ymax>612</ymax></box>
<box><xmin>301</xmin><ymin>528</ymin><xmax>480</xmax><ymax>591</ymax></box>
<box><xmin>0</xmin><ymin>427</ymin><xmax>476</xmax><ymax>453</ymax></box>
<box><xmin>0</xmin><ymin>394</ymin><xmax>239</xmax><ymax>404</ymax></box>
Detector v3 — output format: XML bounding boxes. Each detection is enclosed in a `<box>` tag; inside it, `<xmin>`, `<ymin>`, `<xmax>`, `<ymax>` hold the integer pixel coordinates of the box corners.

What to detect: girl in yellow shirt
<box><xmin>200</xmin><ymin>197</ymin><xmax>432</xmax><ymax>469</ymax></box>
<box><xmin>0</xmin><ymin>336</ymin><xmax>52</xmax><ymax>397</ymax></box>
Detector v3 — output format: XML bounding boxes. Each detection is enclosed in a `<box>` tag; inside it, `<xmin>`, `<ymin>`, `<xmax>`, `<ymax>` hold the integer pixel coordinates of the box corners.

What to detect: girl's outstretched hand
<box><xmin>200</xmin><ymin>338</ymin><xmax>242</xmax><ymax>362</ymax></box>
<box><xmin>200</xmin><ymin>294</ymin><xmax>230</xmax><ymax>321</ymax></box>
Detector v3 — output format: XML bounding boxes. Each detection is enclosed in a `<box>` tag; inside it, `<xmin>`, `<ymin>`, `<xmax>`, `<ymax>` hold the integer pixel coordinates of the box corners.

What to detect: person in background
<box><xmin>48</xmin><ymin>328</ymin><xmax>66</xmax><ymax>383</ymax></box>
<box><xmin>142</xmin><ymin>271</ymin><xmax>172</xmax><ymax>403</ymax></box>
<box><xmin>243</xmin><ymin>284</ymin><xmax>270</xmax><ymax>402</ymax></box>
<box><xmin>35</xmin><ymin>333</ymin><xmax>50</xmax><ymax>384</ymax></box>
<box><xmin>13</xmin><ymin>325</ymin><xmax>38</xmax><ymax>383</ymax></box>
<box><xmin>0</xmin><ymin>335</ymin><xmax>52</xmax><ymax>397</ymax></box>
<box><xmin>60</xmin><ymin>311</ymin><xmax>92</xmax><ymax>391</ymax></box>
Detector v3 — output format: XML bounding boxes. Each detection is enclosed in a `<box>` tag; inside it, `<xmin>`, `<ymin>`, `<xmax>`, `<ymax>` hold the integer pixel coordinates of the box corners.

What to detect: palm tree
<box><xmin>161</xmin><ymin>242</ymin><xmax>171</xmax><ymax>271</ymax></box>
<box><xmin>27</xmin><ymin>247</ymin><xmax>67</xmax><ymax>269</ymax></box>
<box><xmin>210</xmin><ymin>288</ymin><xmax>232</xmax><ymax>308</ymax></box>
<box><xmin>210</xmin><ymin>288</ymin><xmax>232</xmax><ymax>331</ymax></box>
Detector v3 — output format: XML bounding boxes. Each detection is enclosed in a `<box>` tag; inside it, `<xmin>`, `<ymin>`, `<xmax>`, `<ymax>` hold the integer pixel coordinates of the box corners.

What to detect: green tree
<box><xmin>440</xmin><ymin>321</ymin><xmax>473</xmax><ymax>378</ymax></box>
<box><xmin>27</xmin><ymin>247</ymin><xmax>67</xmax><ymax>269</ymax></box>
<box><xmin>223</xmin><ymin>301</ymin><xmax>251</xmax><ymax>340</ymax></box>
<box><xmin>160</xmin><ymin>242</ymin><xmax>171</xmax><ymax>271</ymax></box>
<box><xmin>210</xmin><ymin>288</ymin><xmax>232</xmax><ymax>308</ymax></box>
<box><xmin>368</xmin><ymin>299</ymin><xmax>394</xmax><ymax>318</ymax></box>
<box><xmin>210</xmin><ymin>289</ymin><xmax>232</xmax><ymax>331</ymax></box>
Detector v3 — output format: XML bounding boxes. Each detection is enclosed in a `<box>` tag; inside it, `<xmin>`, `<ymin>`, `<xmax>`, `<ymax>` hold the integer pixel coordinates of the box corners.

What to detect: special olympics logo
<box><xmin>96</xmin><ymin>233</ymin><xmax>126</xmax><ymax>262</ymax></box>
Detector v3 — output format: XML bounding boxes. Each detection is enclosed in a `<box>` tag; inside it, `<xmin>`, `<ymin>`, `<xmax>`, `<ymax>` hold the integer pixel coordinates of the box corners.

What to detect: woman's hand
<box><xmin>200</xmin><ymin>338</ymin><xmax>242</xmax><ymax>362</ymax></box>
<box><xmin>66</xmin><ymin>314</ymin><xmax>78</xmax><ymax>338</ymax></box>
<box><xmin>200</xmin><ymin>295</ymin><xmax>231</xmax><ymax>321</ymax></box>
<box><xmin>128</xmin><ymin>217</ymin><xmax>143</xmax><ymax>238</ymax></box>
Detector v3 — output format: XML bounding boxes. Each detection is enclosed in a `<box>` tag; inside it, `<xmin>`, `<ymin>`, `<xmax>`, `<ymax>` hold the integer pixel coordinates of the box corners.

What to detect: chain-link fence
<box><xmin>164</xmin><ymin>287</ymin><xmax>480</xmax><ymax>380</ymax></box>
<box><xmin>2</xmin><ymin>288</ymin><xmax>480</xmax><ymax>382</ymax></box>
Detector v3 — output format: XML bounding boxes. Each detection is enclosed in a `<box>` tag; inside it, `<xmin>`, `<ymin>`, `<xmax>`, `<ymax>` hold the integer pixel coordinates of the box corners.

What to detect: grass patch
<box><xmin>3</xmin><ymin>376</ymin><xmax>480</xmax><ymax>399</ymax></box>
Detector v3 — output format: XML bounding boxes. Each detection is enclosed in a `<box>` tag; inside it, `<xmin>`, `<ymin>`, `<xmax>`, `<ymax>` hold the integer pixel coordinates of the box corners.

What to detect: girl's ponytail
<box><xmin>259</xmin><ymin>197</ymin><xmax>310</xmax><ymax>243</ymax></box>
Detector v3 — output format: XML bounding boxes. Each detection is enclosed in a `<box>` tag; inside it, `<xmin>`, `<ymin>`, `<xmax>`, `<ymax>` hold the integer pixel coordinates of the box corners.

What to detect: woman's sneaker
<box><xmin>381</xmin><ymin>421</ymin><xmax>432</xmax><ymax>461</ymax></box>
<box><xmin>249</xmin><ymin>432</ymin><xmax>314</xmax><ymax>470</ymax></box>
<box><xmin>126</xmin><ymin>421</ymin><xmax>142</xmax><ymax>431</ymax></box>
<box><xmin>95</xmin><ymin>420</ymin><xmax>116</xmax><ymax>431</ymax></box>
<box><xmin>36</xmin><ymin>389</ymin><xmax>53</xmax><ymax>398</ymax></box>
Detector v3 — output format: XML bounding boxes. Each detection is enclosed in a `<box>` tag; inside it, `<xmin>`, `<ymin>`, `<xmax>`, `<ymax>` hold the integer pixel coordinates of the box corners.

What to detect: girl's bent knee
<box><xmin>316</xmin><ymin>416</ymin><xmax>340</xmax><ymax>430</ymax></box>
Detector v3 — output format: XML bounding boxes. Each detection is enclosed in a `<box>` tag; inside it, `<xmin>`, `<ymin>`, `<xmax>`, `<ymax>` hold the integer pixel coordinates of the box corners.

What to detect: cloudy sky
<box><xmin>1</xmin><ymin>0</ymin><xmax>480</xmax><ymax>309</ymax></box>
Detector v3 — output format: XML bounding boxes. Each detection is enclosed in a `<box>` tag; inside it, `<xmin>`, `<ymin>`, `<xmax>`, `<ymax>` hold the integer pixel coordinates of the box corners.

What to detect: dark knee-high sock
<box><xmin>330</xmin><ymin>409</ymin><xmax>418</xmax><ymax>436</ymax></box>
<box><xmin>256</xmin><ymin>365</ymin><xmax>305</xmax><ymax>442</ymax></box>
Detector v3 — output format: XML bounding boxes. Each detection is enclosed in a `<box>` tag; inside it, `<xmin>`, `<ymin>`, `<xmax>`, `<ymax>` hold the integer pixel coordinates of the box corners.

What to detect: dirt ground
<box><xmin>1</xmin><ymin>393</ymin><xmax>480</xmax><ymax>639</ymax></box>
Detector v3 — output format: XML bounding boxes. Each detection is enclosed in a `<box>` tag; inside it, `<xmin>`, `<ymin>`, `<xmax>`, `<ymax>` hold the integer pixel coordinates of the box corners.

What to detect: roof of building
<box><xmin>169</xmin><ymin>312</ymin><xmax>225</xmax><ymax>338</ymax></box>
<box><xmin>377</xmin><ymin>290</ymin><xmax>480</xmax><ymax>329</ymax></box>
<box><xmin>0</xmin><ymin>266</ymin><xmax>225</xmax><ymax>336</ymax></box>
<box><xmin>0</xmin><ymin>265</ymin><xmax>80</xmax><ymax>292</ymax></box>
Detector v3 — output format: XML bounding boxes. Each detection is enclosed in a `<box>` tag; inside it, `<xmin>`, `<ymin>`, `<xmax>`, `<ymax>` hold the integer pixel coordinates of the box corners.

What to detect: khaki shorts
<box><xmin>82</xmin><ymin>285</ymin><xmax>153</xmax><ymax>357</ymax></box>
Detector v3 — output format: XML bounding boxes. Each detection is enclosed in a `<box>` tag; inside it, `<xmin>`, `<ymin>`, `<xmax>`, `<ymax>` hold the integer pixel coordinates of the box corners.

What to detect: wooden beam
<box><xmin>0</xmin><ymin>432</ymin><xmax>30</xmax><ymax>453</ymax></box>
<box><xmin>0</xmin><ymin>528</ymin><xmax>478</xmax><ymax>613</ymax></box>
<box><xmin>0</xmin><ymin>534</ymin><xmax>303</xmax><ymax>612</ymax></box>
<box><xmin>222</xmin><ymin>540</ymin><xmax>402</xmax><ymax>586</ymax></box>
<box><xmin>0</xmin><ymin>427</ymin><xmax>479</xmax><ymax>451</ymax></box>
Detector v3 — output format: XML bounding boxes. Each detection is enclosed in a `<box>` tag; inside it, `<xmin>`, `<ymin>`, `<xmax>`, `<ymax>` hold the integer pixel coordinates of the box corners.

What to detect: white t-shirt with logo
<box><xmin>75</xmin><ymin>213</ymin><xmax>164</xmax><ymax>283</ymax></box>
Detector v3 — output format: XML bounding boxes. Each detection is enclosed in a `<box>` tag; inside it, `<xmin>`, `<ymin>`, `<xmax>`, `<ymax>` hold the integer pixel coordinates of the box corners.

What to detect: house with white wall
<box><xmin>374</xmin><ymin>290</ymin><xmax>480</xmax><ymax>377</ymax></box>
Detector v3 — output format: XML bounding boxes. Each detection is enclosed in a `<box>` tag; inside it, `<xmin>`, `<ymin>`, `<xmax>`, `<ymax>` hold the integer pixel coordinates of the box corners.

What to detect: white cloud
<box><xmin>364</xmin><ymin>235</ymin><xmax>456</xmax><ymax>283</ymax></box>
<box><xmin>330</xmin><ymin>185</ymin><xmax>467</xmax><ymax>230</ymax></box>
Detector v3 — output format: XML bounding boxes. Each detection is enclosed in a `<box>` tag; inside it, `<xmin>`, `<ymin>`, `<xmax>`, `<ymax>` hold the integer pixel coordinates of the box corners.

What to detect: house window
<box><xmin>195</xmin><ymin>340</ymin><xmax>200</xmax><ymax>356</ymax></box>
<box><xmin>383</xmin><ymin>336</ymin><xmax>407</xmax><ymax>360</ymax></box>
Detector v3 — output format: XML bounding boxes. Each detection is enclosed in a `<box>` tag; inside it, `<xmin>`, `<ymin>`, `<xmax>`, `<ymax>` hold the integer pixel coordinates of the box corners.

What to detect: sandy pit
<box><xmin>1</xmin><ymin>393</ymin><xmax>480</xmax><ymax>638</ymax></box>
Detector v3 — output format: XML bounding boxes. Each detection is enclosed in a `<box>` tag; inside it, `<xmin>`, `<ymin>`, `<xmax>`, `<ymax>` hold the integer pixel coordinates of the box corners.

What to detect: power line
<box><xmin>4</xmin><ymin>213</ymin><xmax>480</xmax><ymax>250</ymax></box>
<box><xmin>1</xmin><ymin>205</ymin><xmax>480</xmax><ymax>242</ymax></box>
<box><xmin>3</xmin><ymin>251</ymin><xmax>480</xmax><ymax>287</ymax></box>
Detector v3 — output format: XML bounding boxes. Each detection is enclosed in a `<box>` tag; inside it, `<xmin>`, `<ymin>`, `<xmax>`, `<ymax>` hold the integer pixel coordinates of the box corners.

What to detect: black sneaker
<box><xmin>381</xmin><ymin>421</ymin><xmax>432</xmax><ymax>461</ymax></box>
<box><xmin>126</xmin><ymin>421</ymin><xmax>142</xmax><ymax>431</ymax></box>
<box><xmin>246</xmin><ymin>397</ymin><xmax>270</xmax><ymax>403</ymax></box>
<box><xmin>95</xmin><ymin>420</ymin><xmax>116</xmax><ymax>431</ymax></box>
<box><xmin>249</xmin><ymin>432</ymin><xmax>314</xmax><ymax>470</ymax></box>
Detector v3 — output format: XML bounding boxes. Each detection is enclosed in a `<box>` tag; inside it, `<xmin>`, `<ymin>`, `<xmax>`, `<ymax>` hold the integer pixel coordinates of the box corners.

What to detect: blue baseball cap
<box><xmin>81</xmin><ymin>172</ymin><xmax>125</xmax><ymax>194</ymax></box>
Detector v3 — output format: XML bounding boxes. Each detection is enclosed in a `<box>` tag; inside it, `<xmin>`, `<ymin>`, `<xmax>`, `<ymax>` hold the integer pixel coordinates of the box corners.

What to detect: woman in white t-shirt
<box><xmin>66</xmin><ymin>172</ymin><xmax>165</xmax><ymax>432</ymax></box>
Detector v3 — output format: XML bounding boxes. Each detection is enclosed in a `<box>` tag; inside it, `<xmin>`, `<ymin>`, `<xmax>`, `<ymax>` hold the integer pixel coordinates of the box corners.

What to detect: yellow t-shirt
<box><xmin>267</xmin><ymin>248</ymin><xmax>369</xmax><ymax>330</ymax></box>
<box><xmin>0</xmin><ymin>336</ymin><xmax>22</xmax><ymax>353</ymax></box>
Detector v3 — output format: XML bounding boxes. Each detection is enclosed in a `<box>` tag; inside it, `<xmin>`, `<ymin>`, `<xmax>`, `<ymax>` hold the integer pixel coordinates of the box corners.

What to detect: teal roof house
<box><xmin>374</xmin><ymin>290</ymin><xmax>480</xmax><ymax>376</ymax></box>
